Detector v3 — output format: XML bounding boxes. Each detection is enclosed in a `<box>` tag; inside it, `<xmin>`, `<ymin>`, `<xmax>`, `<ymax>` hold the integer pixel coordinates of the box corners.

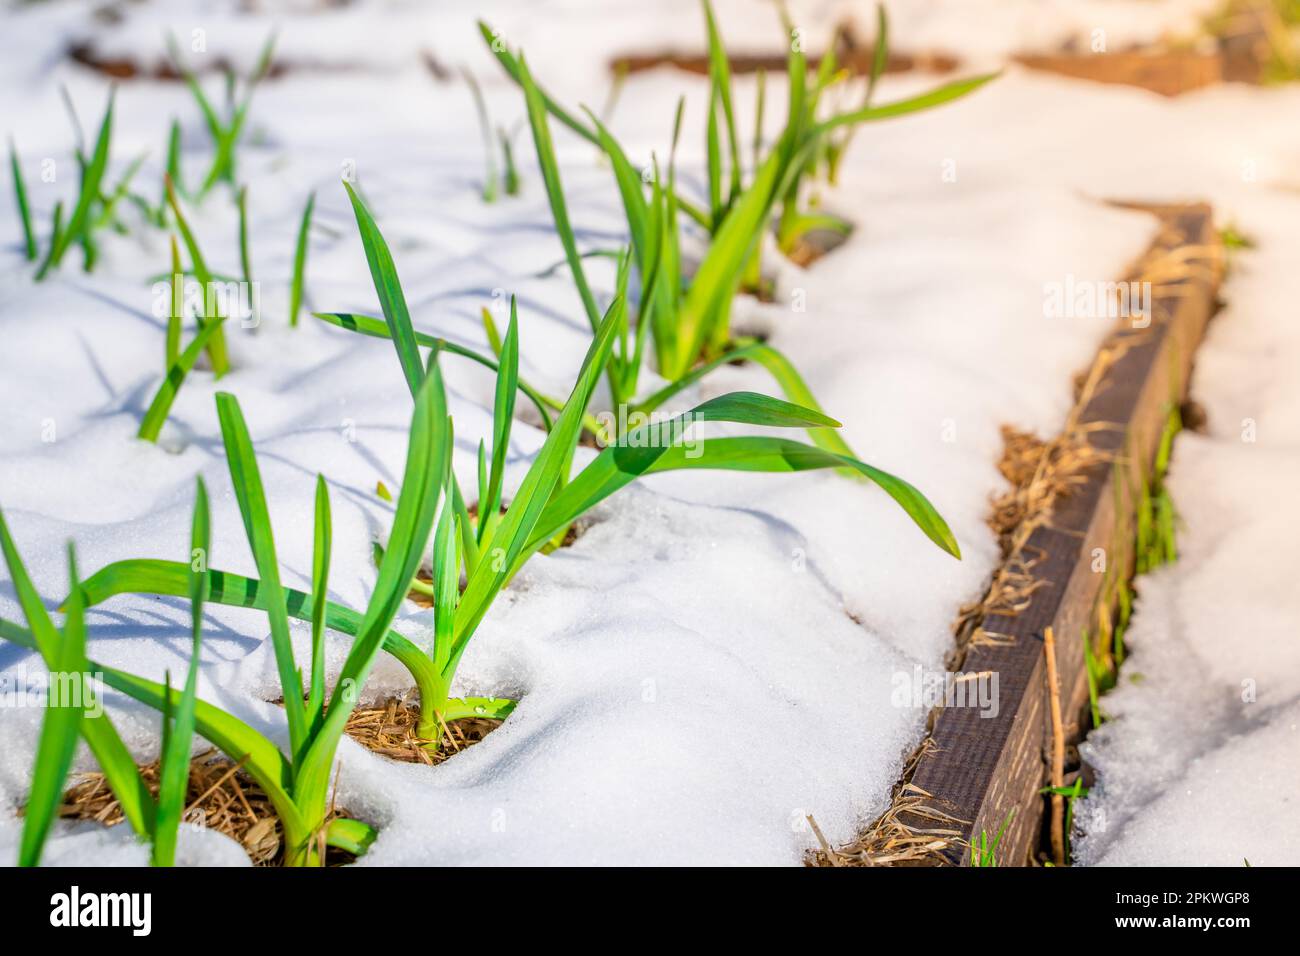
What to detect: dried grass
<box><xmin>806</xmin><ymin>740</ymin><xmax>968</xmax><ymax>867</ymax></box>
<box><xmin>343</xmin><ymin>694</ymin><xmax>501</xmax><ymax>765</ymax></box>
<box><xmin>60</xmin><ymin>749</ymin><xmax>353</xmax><ymax>866</ymax></box>
<box><xmin>58</xmin><ymin>697</ymin><xmax>501</xmax><ymax>864</ymax></box>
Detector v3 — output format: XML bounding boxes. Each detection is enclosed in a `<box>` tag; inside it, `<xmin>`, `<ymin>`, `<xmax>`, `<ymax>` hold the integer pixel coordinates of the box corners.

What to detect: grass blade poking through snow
<box><xmin>137</xmin><ymin>313</ymin><xmax>226</xmax><ymax>443</ymax></box>
<box><xmin>18</xmin><ymin>545</ymin><xmax>87</xmax><ymax>867</ymax></box>
<box><xmin>166</xmin><ymin>177</ymin><xmax>230</xmax><ymax>376</ymax></box>
<box><xmin>164</xmin><ymin>118</ymin><xmax>183</xmax><ymax>206</ymax></box>
<box><xmin>8</xmin><ymin>138</ymin><xmax>36</xmax><ymax>261</ymax></box>
<box><xmin>215</xmin><ymin>393</ymin><xmax>307</xmax><ymax>762</ymax></box>
<box><xmin>46</xmin><ymin>89</ymin><xmax>114</xmax><ymax>272</ymax></box>
<box><xmin>33</xmin><ymin>202</ymin><xmax>64</xmax><ymax>282</ymax></box>
<box><xmin>477</xmin><ymin>298</ymin><xmax>519</xmax><ymax>548</ymax></box>
<box><xmin>499</xmin><ymin>124</ymin><xmax>521</xmax><ymax>196</ymax></box>
<box><xmin>166</xmin><ymin>235</ymin><xmax>183</xmax><ymax>368</ymax></box>
<box><xmin>291</xmin><ymin>356</ymin><xmax>449</xmax><ymax>841</ymax></box>
<box><xmin>373</xmin><ymin>297</ymin><xmax>957</xmax><ymax>747</ymax></box>
<box><xmin>151</xmin><ymin>478</ymin><xmax>209</xmax><ymax>867</ymax></box>
<box><xmin>129</xmin><ymin>120</ymin><xmax>185</xmax><ymax>228</ymax></box>
<box><xmin>289</xmin><ymin>191</ymin><xmax>314</xmax><ymax>327</ymax></box>
<box><xmin>38</xmin><ymin>381</ymin><xmax>449</xmax><ymax>864</ymax></box>
<box><xmin>519</xmin><ymin>59</ymin><xmax>633</xmax><ymax>407</ymax></box>
<box><xmin>463</xmin><ymin>67</ymin><xmax>499</xmax><ymax>202</ymax></box>
<box><xmin>343</xmin><ymin>182</ymin><xmax>423</xmax><ymax>394</ymax></box>
<box><xmin>139</xmin><ymin>231</ymin><xmax>228</xmax><ymax>443</ymax></box>
<box><xmin>307</xmin><ymin>475</ymin><xmax>331</xmax><ymax>736</ymax></box>
<box><xmin>316</xmin><ymin>166</ymin><xmax>959</xmax><ymax>747</ymax></box>
<box><xmin>524</xmin><ymin>401</ymin><xmax>960</xmax><ymax>560</ymax></box>
<box><xmin>237</xmin><ymin>185</ymin><xmax>253</xmax><ymax>290</ymax></box>
<box><xmin>702</xmin><ymin>0</ymin><xmax>742</xmax><ymax>212</ymax></box>
<box><xmin>315</xmin><ymin>308</ymin><xmax>557</xmax><ymax>429</ymax></box>
<box><xmin>0</xmin><ymin>508</ymin><xmax>155</xmax><ymax>862</ymax></box>
<box><xmin>326</xmin><ymin>290</ymin><xmax>620</xmax><ymax>736</ymax></box>
<box><xmin>826</xmin><ymin>3</ymin><xmax>889</xmax><ymax>184</ymax></box>
<box><xmin>484</xmin><ymin>4</ymin><xmax>994</xmax><ymax>378</ymax></box>
<box><xmin>169</xmin><ymin>32</ymin><xmax>277</xmax><ymax>199</ymax></box>
<box><xmin>448</xmin><ymin>296</ymin><xmax>621</xmax><ymax>689</ymax></box>
<box><xmin>518</xmin><ymin>60</ymin><xmax>601</xmax><ymax>334</ymax></box>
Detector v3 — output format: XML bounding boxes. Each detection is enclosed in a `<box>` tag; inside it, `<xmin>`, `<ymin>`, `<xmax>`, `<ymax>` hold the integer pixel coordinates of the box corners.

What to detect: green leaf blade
<box><xmin>343</xmin><ymin>182</ymin><xmax>423</xmax><ymax>396</ymax></box>
<box><xmin>817</xmin><ymin>72</ymin><xmax>1000</xmax><ymax>136</ymax></box>
<box><xmin>165</xmin><ymin>179</ymin><xmax>231</xmax><ymax>377</ymax></box>
<box><xmin>137</xmin><ymin>315</ymin><xmax>226</xmax><ymax>443</ymax></box>
<box><xmin>9</xmin><ymin>138</ymin><xmax>36</xmax><ymax>261</ymax></box>
<box><xmin>519</xmin><ymin>55</ymin><xmax>604</xmax><ymax>338</ymax></box>
<box><xmin>289</xmin><ymin>192</ymin><xmax>315</xmax><ymax>327</ymax></box>
<box><xmin>214</xmin><ymin>393</ymin><xmax>307</xmax><ymax>760</ymax></box>
<box><xmin>453</xmin><ymin>295</ymin><xmax>624</xmax><ymax>662</ymax></box>
<box><xmin>294</xmin><ymin>354</ymin><xmax>452</xmax><ymax>818</ymax></box>
<box><xmin>18</xmin><ymin>547</ymin><xmax>88</xmax><ymax>867</ymax></box>
<box><xmin>647</xmin><ymin>437</ymin><xmax>962</xmax><ymax>557</ymax></box>
<box><xmin>50</xmin><ymin>90</ymin><xmax>115</xmax><ymax>268</ymax></box>
<box><xmin>307</xmin><ymin>475</ymin><xmax>331</xmax><ymax>731</ymax></box>
<box><xmin>152</xmin><ymin>479</ymin><xmax>210</xmax><ymax>866</ymax></box>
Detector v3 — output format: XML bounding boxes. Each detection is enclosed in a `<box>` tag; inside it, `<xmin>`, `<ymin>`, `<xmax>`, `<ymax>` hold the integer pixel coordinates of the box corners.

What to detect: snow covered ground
<box><xmin>0</xmin><ymin>0</ymin><xmax>1295</xmax><ymax>866</ymax></box>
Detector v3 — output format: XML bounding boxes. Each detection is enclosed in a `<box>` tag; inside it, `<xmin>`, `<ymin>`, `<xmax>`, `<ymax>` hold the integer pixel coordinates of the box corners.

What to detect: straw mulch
<box><xmin>344</xmin><ymin>695</ymin><xmax>502</xmax><ymax>765</ymax></box>
<box><xmin>60</xmin><ymin>749</ymin><xmax>353</xmax><ymax>866</ymax></box>
<box><xmin>58</xmin><ymin>697</ymin><xmax>501</xmax><ymax>864</ymax></box>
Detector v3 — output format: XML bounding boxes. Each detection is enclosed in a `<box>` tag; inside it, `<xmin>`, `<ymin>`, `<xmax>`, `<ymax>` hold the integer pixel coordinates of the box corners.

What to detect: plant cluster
<box><xmin>475</xmin><ymin>0</ymin><xmax>995</xmax><ymax>457</ymax></box>
<box><xmin>166</xmin><ymin>32</ymin><xmax>278</xmax><ymax>200</ymax></box>
<box><xmin>463</xmin><ymin>67</ymin><xmax>522</xmax><ymax>203</ymax></box>
<box><xmin>2</xmin><ymin>6</ymin><xmax>982</xmax><ymax>867</ymax></box>
<box><xmin>7</xmin><ymin>31</ymin><xmax>319</xmax><ymax>443</ymax></box>
<box><xmin>9</xmin><ymin>90</ymin><xmax>140</xmax><ymax>281</ymax></box>
<box><xmin>4</xmin><ymin>378</ymin><xmax>447</xmax><ymax>865</ymax></box>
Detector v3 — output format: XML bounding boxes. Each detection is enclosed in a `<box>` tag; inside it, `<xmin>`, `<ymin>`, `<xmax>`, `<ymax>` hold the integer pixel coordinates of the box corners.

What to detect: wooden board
<box><xmin>610</xmin><ymin>49</ymin><xmax>957</xmax><ymax>77</ymax></box>
<box><xmin>1014</xmin><ymin>52</ymin><xmax>1226</xmax><ymax>97</ymax></box>
<box><xmin>609</xmin><ymin>18</ymin><xmax>956</xmax><ymax>77</ymax></box>
<box><xmin>895</xmin><ymin>203</ymin><xmax>1222</xmax><ymax>865</ymax></box>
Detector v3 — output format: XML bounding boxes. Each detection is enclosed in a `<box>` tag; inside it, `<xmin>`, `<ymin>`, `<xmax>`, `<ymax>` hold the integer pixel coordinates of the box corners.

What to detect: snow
<box><xmin>0</xmin><ymin>0</ymin><xmax>1294</xmax><ymax>866</ymax></box>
